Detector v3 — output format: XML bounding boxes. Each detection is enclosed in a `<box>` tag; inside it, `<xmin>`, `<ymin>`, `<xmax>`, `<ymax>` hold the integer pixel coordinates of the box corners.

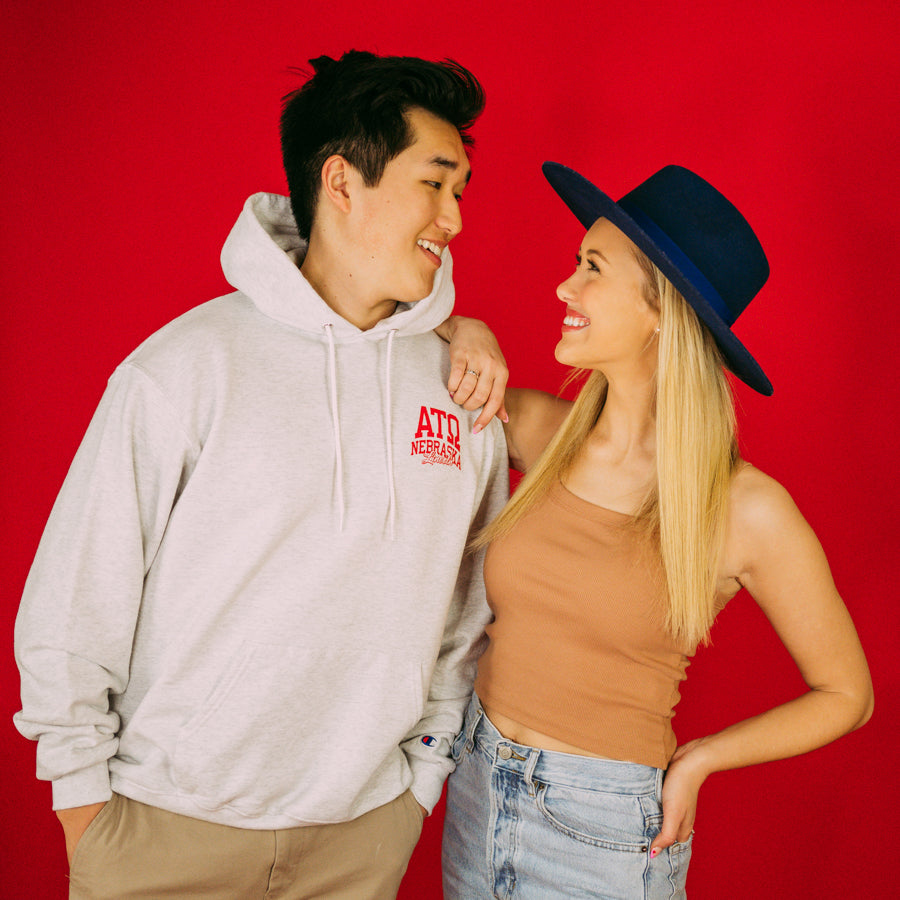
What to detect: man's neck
<box><xmin>300</xmin><ymin>242</ymin><xmax>397</xmax><ymax>331</ymax></box>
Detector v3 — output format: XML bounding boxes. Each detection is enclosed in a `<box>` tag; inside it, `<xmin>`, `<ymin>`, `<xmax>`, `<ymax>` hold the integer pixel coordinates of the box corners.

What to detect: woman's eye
<box><xmin>425</xmin><ymin>181</ymin><xmax>441</xmax><ymax>189</ymax></box>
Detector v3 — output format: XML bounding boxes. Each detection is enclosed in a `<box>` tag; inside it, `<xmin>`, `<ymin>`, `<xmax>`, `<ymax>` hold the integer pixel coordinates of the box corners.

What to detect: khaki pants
<box><xmin>68</xmin><ymin>790</ymin><xmax>425</xmax><ymax>899</ymax></box>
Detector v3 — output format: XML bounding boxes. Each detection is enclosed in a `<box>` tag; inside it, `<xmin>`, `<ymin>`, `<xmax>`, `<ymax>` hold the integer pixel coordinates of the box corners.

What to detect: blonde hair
<box><xmin>478</xmin><ymin>251</ymin><xmax>738</xmax><ymax>648</ymax></box>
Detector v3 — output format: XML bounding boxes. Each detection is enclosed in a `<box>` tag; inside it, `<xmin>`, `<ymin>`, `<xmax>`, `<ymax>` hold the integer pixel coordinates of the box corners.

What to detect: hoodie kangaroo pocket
<box><xmin>173</xmin><ymin>641</ymin><xmax>425</xmax><ymax>821</ymax></box>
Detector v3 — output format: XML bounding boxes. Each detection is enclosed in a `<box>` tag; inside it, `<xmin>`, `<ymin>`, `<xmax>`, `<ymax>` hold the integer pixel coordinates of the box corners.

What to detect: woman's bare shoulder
<box><xmin>730</xmin><ymin>463</ymin><xmax>800</xmax><ymax>528</ymax></box>
<box><xmin>727</xmin><ymin>462</ymin><xmax>821</xmax><ymax>580</ymax></box>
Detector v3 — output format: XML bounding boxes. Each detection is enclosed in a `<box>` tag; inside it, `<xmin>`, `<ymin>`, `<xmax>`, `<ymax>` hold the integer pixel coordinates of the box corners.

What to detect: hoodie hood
<box><xmin>220</xmin><ymin>192</ymin><xmax>460</xmax><ymax>540</ymax></box>
<box><xmin>220</xmin><ymin>192</ymin><xmax>456</xmax><ymax>340</ymax></box>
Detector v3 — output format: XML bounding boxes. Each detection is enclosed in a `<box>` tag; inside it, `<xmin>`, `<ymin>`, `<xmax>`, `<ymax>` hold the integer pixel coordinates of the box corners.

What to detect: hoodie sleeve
<box><xmin>13</xmin><ymin>364</ymin><xmax>198</xmax><ymax>810</ymax></box>
<box><xmin>400</xmin><ymin>418</ymin><xmax>509</xmax><ymax>813</ymax></box>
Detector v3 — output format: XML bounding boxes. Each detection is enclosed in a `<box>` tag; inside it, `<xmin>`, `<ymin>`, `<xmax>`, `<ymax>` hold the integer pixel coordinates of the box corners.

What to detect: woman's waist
<box><xmin>483</xmin><ymin>704</ymin><xmax>614</xmax><ymax>759</ymax></box>
<box><xmin>462</xmin><ymin>694</ymin><xmax>664</xmax><ymax>794</ymax></box>
<box><xmin>474</xmin><ymin>668</ymin><xmax>678</xmax><ymax>770</ymax></box>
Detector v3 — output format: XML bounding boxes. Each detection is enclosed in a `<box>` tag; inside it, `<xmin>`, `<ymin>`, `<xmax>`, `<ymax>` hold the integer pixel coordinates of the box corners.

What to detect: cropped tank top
<box><xmin>475</xmin><ymin>480</ymin><xmax>693</xmax><ymax>769</ymax></box>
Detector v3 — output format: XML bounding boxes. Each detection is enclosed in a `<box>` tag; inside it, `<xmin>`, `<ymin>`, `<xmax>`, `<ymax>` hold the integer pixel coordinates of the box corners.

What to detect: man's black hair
<box><xmin>280</xmin><ymin>50</ymin><xmax>485</xmax><ymax>241</ymax></box>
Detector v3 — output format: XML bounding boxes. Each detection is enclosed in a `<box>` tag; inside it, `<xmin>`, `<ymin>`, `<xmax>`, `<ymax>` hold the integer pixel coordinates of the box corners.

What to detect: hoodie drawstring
<box><xmin>323</xmin><ymin>324</ymin><xmax>345</xmax><ymax>532</ymax></box>
<box><xmin>323</xmin><ymin>324</ymin><xmax>398</xmax><ymax>540</ymax></box>
<box><xmin>384</xmin><ymin>329</ymin><xmax>398</xmax><ymax>541</ymax></box>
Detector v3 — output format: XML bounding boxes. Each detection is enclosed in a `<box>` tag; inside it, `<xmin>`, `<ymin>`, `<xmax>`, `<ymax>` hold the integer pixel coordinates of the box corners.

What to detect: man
<box><xmin>14</xmin><ymin>50</ymin><xmax>508</xmax><ymax>898</ymax></box>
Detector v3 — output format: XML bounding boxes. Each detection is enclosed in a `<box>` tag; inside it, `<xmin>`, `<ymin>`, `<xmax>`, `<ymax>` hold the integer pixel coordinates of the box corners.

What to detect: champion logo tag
<box><xmin>421</xmin><ymin>735</ymin><xmax>438</xmax><ymax>747</ymax></box>
<box><xmin>410</xmin><ymin>406</ymin><xmax>462</xmax><ymax>470</ymax></box>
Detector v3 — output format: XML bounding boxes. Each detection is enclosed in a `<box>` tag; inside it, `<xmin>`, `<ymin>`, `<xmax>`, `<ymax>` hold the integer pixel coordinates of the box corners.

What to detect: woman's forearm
<box><xmin>650</xmin><ymin>682</ymin><xmax>872</xmax><ymax>853</ymax></box>
<box><xmin>678</xmin><ymin>681</ymin><xmax>872</xmax><ymax>779</ymax></box>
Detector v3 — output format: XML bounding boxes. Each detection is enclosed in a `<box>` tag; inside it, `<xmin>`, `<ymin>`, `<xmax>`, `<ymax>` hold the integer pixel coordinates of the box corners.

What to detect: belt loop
<box><xmin>655</xmin><ymin>767</ymin><xmax>664</xmax><ymax>801</ymax></box>
<box><xmin>523</xmin><ymin>750</ymin><xmax>540</xmax><ymax>798</ymax></box>
<box><xmin>465</xmin><ymin>700</ymin><xmax>484</xmax><ymax>754</ymax></box>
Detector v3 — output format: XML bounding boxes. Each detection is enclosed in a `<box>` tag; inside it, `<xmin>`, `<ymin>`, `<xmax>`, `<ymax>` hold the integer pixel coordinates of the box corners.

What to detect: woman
<box><xmin>441</xmin><ymin>163</ymin><xmax>873</xmax><ymax>899</ymax></box>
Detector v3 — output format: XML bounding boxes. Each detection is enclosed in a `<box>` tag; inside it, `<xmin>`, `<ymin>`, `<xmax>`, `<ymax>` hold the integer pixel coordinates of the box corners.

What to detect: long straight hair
<box><xmin>477</xmin><ymin>251</ymin><xmax>739</xmax><ymax>647</ymax></box>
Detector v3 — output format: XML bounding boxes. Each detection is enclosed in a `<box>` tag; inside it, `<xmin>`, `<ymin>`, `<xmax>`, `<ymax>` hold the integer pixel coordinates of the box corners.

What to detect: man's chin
<box><xmin>403</xmin><ymin>282</ymin><xmax>437</xmax><ymax>306</ymax></box>
<box><xmin>388</xmin><ymin>271</ymin><xmax>439</xmax><ymax>307</ymax></box>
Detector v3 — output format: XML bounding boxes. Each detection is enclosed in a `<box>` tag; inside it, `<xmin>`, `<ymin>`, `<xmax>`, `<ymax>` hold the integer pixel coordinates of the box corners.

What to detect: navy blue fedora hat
<box><xmin>542</xmin><ymin>162</ymin><xmax>773</xmax><ymax>395</ymax></box>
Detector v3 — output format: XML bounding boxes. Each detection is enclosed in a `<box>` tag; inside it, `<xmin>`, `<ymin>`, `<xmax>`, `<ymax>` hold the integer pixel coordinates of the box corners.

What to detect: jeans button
<box><xmin>497</xmin><ymin>745</ymin><xmax>513</xmax><ymax>760</ymax></box>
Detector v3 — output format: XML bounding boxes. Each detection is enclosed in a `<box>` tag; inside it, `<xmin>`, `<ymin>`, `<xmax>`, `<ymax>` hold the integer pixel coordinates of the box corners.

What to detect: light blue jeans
<box><xmin>442</xmin><ymin>695</ymin><xmax>692</xmax><ymax>899</ymax></box>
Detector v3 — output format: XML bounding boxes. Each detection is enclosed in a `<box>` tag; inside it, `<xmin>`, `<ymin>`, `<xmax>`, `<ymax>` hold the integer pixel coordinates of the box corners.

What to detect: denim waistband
<box><xmin>462</xmin><ymin>694</ymin><xmax>663</xmax><ymax>798</ymax></box>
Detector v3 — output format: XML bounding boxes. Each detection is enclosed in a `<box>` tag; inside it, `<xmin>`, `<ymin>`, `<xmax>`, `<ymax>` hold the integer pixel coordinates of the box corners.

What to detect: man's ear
<box><xmin>319</xmin><ymin>155</ymin><xmax>354</xmax><ymax>215</ymax></box>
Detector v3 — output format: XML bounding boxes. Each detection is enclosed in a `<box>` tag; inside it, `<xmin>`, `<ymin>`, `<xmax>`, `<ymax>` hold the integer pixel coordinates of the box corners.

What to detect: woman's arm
<box><xmin>433</xmin><ymin>316</ymin><xmax>572</xmax><ymax>466</ymax></box>
<box><xmin>650</xmin><ymin>466</ymin><xmax>873</xmax><ymax>856</ymax></box>
<box><xmin>504</xmin><ymin>389</ymin><xmax>572</xmax><ymax>472</ymax></box>
<box><xmin>434</xmin><ymin>316</ymin><xmax>509</xmax><ymax>432</ymax></box>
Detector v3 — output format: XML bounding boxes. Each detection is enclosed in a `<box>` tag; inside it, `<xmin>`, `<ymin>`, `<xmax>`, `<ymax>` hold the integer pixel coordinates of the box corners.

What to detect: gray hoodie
<box><xmin>14</xmin><ymin>193</ymin><xmax>508</xmax><ymax>828</ymax></box>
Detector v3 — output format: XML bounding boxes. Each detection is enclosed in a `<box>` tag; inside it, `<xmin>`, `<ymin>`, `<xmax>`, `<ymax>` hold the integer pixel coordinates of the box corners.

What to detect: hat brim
<box><xmin>542</xmin><ymin>162</ymin><xmax>772</xmax><ymax>396</ymax></box>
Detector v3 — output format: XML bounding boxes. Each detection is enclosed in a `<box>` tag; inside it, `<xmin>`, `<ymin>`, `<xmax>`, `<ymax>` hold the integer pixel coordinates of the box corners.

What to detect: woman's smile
<box><xmin>562</xmin><ymin>307</ymin><xmax>591</xmax><ymax>331</ymax></box>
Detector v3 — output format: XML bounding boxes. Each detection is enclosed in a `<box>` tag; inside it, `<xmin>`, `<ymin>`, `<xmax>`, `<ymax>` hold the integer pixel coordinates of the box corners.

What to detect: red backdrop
<box><xmin>3</xmin><ymin>1</ymin><xmax>898</xmax><ymax>896</ymax></box>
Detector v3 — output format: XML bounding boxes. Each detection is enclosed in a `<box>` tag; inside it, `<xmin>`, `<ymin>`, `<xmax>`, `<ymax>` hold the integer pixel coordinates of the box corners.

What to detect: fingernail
<box><xmin>501</xmin><ymin>414</ymin><xmax>509</xmax><ymax>423</ymax></box>
<box><xmin>650</xmin><ymin>848</ymin><xmax>660</xmax><ymax>858</ymax></box>
<box><xmin>472</xmin><ymin>424</ymin><xmax>483</xmax><ymax>435</ymax></box>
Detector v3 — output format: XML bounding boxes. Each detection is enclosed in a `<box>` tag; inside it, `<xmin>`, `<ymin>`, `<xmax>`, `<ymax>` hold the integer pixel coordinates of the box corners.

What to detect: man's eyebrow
<box><xmin>426</xmin><ymin>155</ymin><xmax>473</xmax><ymax>183</ymax></box>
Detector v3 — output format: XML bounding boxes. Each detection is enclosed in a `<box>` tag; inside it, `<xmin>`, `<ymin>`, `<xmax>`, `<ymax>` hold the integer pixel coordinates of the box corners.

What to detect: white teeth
<box><xmin>564</xmin><ymin>315</ymin><xmax>590</xmax><ymax>327</ymax></box>
<box><xmin>417</xmin><ymin>239</ymin><xmax>443</xmax><ymax>256</ymax></box>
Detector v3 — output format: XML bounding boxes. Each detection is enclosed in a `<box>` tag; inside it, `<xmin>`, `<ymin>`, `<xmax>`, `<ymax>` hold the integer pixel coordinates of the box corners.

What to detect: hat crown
<box><xmin>542</xmin><ymin>161</ymin><xmax>773</xmax><ymax>395</ymax></box>
<box><xmin>620</xmin><ymin>166</ymin><xmax>768</xmax><ymax>322</ymax></box>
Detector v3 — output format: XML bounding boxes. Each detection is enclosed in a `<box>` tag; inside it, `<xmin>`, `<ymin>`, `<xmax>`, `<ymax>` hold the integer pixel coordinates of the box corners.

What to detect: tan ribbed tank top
<box><xmin>475</xmin><ymin>479</ymin><xmax>693</xmax><ymax>769</ymax></box>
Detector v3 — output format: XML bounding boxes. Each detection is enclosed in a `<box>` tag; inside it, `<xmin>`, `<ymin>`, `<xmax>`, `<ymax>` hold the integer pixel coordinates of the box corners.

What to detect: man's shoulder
<box><xmin>393</xmin><ymin>329</ymin><xmax>453</xmax><ymax>371</ymax></box>
<box><xmin>125</xmin><ymin>292</ymin><xmax>253</xmax><ymax>367</ymax></box>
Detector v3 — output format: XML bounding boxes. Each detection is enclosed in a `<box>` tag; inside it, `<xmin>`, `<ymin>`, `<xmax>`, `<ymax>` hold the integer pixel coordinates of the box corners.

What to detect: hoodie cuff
<box><xmin>405</xmin><ymin>745</ymin><xmax>453</xmax><ymax>815</ymax></box>
<box><xmin>51</xmin><ymin>764</ymin><xmax>113</xmax><ymax>811</ymax></box>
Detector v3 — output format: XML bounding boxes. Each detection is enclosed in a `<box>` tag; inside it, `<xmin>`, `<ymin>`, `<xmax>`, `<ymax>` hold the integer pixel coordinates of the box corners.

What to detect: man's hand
<box><xmin>57</xmin><ymin>801</ymin><xmax>107</xmax><ymax>865</ymax></box>
<box><xmin>435</xmin><ymin>316</ymin><xmax>509</xmax><ymax>433</ymax></box>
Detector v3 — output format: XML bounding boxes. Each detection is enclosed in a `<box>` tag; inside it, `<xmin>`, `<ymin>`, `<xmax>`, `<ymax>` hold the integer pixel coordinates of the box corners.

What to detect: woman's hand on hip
<box><xmin>649</xmin><ymin>740</ymin><xmax>710</xmax><ymax>857</ymax></box>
